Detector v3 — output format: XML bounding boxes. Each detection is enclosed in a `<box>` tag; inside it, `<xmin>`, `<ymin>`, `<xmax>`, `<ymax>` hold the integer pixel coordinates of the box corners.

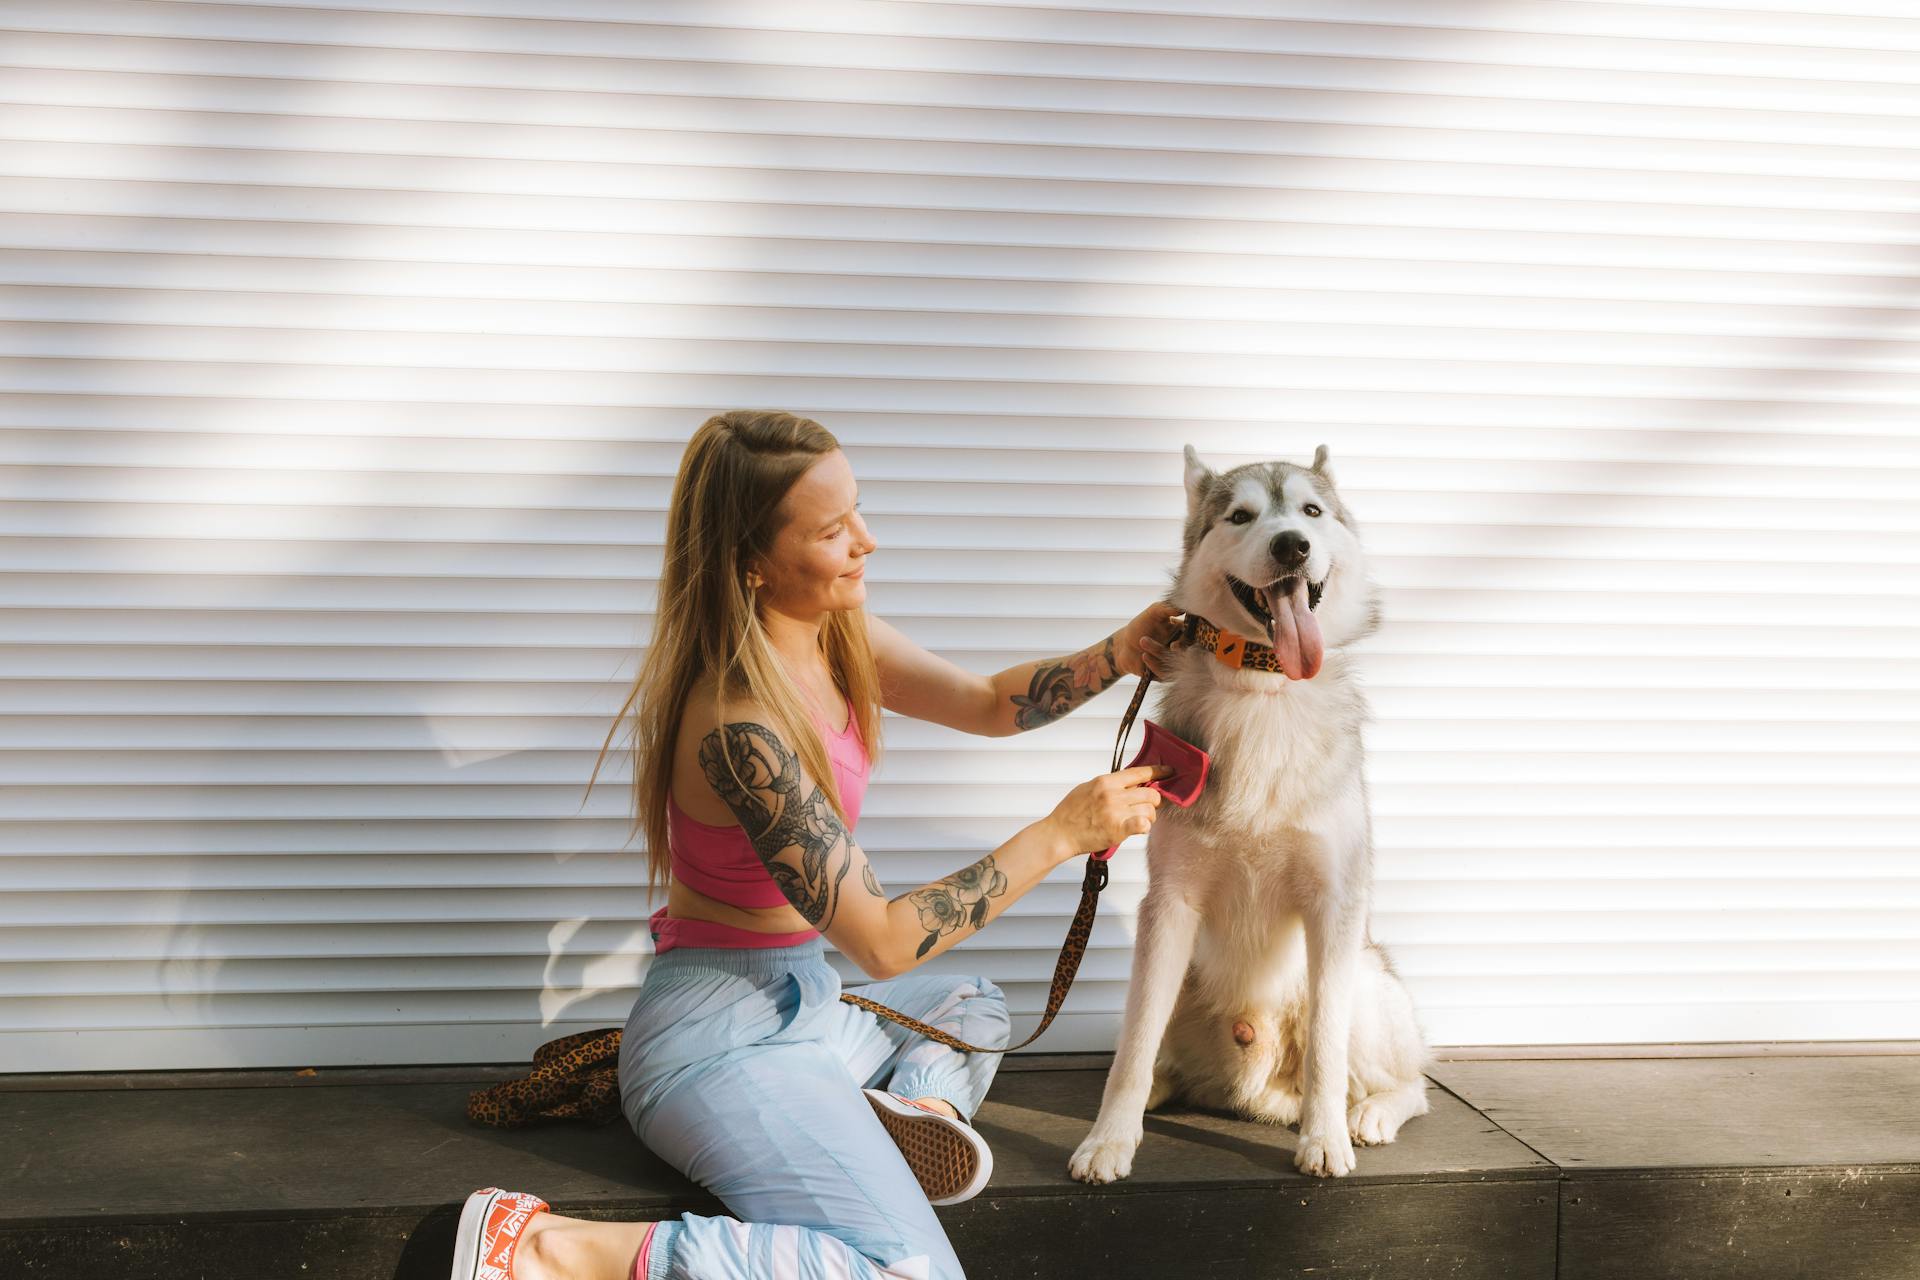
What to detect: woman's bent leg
<box><xmin>635</xmin><ymin>1042</ymin><xmax>966</xmax><ymax>1280</ymax></box>
<box><xmin>829</xmin><ymin>973</ymin><xmax>1010</xmax><ymax>1122</ymax></box>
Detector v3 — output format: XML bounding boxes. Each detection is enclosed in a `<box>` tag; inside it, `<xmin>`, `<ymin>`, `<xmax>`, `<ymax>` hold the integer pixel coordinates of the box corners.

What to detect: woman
<box><xmin>454</xmin><ymin>410</ymin><xmax>1187</xmax><ymax>1280</ymax></box>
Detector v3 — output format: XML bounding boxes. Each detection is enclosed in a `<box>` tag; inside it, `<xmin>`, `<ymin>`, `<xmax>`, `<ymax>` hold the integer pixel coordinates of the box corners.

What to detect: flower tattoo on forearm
<box><xmin>700</xmin><ymin>721</ymin><xmax>856</xmax><ymax>930</ymax></box>
<box><xmin>906</xmin><ymin>854</ymin><xmax>1010</xmax><ymax>959</ymax></box>
<box><xmin>1010</xmin><ymin>634</ymin><xmax>1123</xmax><ymax>731</ymax></box>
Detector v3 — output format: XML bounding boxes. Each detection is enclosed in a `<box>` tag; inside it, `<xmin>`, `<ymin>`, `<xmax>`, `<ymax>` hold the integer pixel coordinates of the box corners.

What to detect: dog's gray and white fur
<box><xmin>1068</xmin><ymin>444</ymin><xmax>1434</xmax><ymax>1182</ymax></box>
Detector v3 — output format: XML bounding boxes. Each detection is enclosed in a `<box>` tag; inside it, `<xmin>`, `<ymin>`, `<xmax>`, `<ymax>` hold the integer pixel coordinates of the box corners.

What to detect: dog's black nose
<box><xmin>1270</xmin><ymin>530</ymin><xmax>1310</xmax><ymax>568</ymax></box>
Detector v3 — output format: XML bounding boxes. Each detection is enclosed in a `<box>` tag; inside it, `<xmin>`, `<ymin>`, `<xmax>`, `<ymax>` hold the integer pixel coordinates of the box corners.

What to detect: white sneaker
<box><xmin>450</xmin><ymin>1187</ymin><xmax>549</xmax><ymax>1279</ymax></box>
<box><xmin>862</xmin><ymin>1088</ymin><xmax>993</xmax><ymax>1205</ymax></box>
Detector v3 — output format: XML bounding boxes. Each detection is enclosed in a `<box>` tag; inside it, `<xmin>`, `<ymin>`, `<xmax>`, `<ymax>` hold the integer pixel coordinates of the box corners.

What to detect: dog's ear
<box><xmin>1183</xmin><ymin>444</ymin><xmax>1214</xmax><ymax>508</ymax></box>
<box><xmin>1309</xmin><ymin>443</ymin><xmax>1333</xmax><ymax>482</ymax></box>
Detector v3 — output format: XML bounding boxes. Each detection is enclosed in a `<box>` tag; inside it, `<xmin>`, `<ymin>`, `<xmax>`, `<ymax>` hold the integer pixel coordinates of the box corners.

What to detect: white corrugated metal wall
<box><xmin>2</xmin><ymin>0</ymin><xmax>1916</xmax><ymax>1072</ymax></box>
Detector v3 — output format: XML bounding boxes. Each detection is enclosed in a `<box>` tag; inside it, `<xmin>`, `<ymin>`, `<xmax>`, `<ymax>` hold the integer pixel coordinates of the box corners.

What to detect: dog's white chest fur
<box><xmin>1154</xmin><ymin>654</ymin><xmax>1369</xmax><ymax>867</ymax></box>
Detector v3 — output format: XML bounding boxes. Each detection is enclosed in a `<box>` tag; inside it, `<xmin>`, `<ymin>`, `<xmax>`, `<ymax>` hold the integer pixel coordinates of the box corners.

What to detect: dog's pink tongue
<box><xmin>1269</xmin><ymin>577</ymin><xmax>1324</xmax><ymax>679</ymax></box>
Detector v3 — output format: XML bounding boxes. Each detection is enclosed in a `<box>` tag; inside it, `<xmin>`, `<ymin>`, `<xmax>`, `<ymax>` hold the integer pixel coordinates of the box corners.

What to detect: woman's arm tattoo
<box><xmin>1010</xmin><ymin>634</ymin><xmax>1123</xmax><ymax>731</ymax></box>
<box><xmin>905</xmin><ymin>854</ymin><xmax>1010</xmax><ymax>960</ymax></box>
<box><xmin>699</xmin><ymin>721</ymin><xmax>855</xmax><ymax>929</ymax></box>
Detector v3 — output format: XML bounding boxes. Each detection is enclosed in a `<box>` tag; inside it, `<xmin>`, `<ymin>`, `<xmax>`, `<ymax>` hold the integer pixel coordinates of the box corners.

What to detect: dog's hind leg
<box><xmin>1068</xmin><ymin>881</ymin><xmax>1202</xmax><ymax>1184</ymax></box>
<box><xmin>1348</xmin><ymin>1079</ymin><xmax>1431</xmax><ymax>1146</ymax></box>
<box><xmin>1343</xmin><ymin>956</ymin><xmax>1435</xmax><ymax>1146</ymax></box>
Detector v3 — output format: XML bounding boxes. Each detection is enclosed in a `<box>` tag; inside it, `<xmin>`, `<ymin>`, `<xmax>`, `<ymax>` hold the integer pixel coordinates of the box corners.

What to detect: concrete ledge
<box><xmin>2</xmin><ymin>1051</ymin><xmax>1915</xmax><ymax>1279</ymax></box>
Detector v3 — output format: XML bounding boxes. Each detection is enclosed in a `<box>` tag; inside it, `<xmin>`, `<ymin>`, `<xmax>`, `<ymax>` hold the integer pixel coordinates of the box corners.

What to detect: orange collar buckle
<box><xmin>1212</xmin><ymin>627</ymin><xmax>1248</xmax><ymax>670</ymax></box>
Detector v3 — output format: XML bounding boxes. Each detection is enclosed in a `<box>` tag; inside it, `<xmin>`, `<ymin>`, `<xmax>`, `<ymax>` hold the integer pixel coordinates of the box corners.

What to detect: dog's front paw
<box><xmin>1295</xmin><ymin>1129</ymin><xmax>1357</xmax><ymax>1178</ymax></box>
<box><xmin>1068</xmin><ymin>1121</ymin><xmax>1143</xmax><ymax>1185</ymax></box>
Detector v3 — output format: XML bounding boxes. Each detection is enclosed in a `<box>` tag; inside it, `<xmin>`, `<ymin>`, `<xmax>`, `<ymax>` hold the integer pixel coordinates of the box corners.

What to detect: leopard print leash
<box><xmin>836</xmin><ymin>619</ymin><xmax>1195</xmax><ymax>1054</ymax></box>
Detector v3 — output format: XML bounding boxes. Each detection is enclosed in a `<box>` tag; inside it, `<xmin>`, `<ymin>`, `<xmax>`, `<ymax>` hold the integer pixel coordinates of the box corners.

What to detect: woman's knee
<box><xmin>969</xmin><ymin>975</ymin><xmax>1005</xmax><ymax>1008</ymax></box>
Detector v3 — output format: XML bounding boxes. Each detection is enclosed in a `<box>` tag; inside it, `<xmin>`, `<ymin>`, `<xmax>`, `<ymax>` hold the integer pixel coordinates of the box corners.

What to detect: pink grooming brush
<box><xmin>1095</xmin><ymin>718</ymin><xmax>1210</xmax><ymax>861</ymax></box>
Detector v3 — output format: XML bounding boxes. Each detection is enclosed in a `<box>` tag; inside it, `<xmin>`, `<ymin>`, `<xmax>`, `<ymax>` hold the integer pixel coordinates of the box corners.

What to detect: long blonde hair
<box><xmin>585</xmin><ymin>409</ymin><xmax>886</xmax><ymax>904</ymax></box>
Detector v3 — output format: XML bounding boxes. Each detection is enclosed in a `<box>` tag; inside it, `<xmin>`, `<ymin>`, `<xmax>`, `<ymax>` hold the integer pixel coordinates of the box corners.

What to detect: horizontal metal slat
<box><xmin>11</xmin><ymin>99</ymin><xmax>1920</xmax><ymax>185</ymax></box>
<box><xmin>9</xmin><ymin>4</ymin><xmax>1920</xmax><ymax>99</ymax></box>
<box><xmin>6</xmin><ymin>64</ymin><xmax>1920</xmax><ymax>155</ymax></box>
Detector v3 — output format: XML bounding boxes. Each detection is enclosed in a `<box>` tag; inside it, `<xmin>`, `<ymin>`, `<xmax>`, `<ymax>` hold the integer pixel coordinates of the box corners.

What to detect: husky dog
<box><xmin>1068</xmin><ymin>444</ymin><xmax>1434</xmax><ymax>1182</ymax></box>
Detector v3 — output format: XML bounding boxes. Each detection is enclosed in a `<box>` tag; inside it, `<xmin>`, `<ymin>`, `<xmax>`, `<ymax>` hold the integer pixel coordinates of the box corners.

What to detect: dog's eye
<box><xmin>1303</xmin><ymin>503</ymin><xmax>1322</xmax><ymax>518</ymax></box>
<box><xmin>1227</xmin><ymin>510</ymin><xmax>1253</xmax><ymax>525</ymax></box>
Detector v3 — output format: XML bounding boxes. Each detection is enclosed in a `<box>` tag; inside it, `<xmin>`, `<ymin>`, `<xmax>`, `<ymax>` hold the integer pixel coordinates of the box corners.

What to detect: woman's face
<box><xmin>748</xmin><ymin>449</ymin><xmax>877</xmax><ymax>617</ymax></box>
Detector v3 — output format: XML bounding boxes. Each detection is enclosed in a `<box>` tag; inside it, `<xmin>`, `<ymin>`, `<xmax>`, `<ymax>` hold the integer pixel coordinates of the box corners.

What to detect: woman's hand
<box><xmin>1042</xmin><ymin>764</ymin><xmax>1172</xmax><ymax>860</ymax></box>
<box><xmin>1114</xmin><ymin>601</ymin><xmax>1188</xmax><ymax>680</ymax></box>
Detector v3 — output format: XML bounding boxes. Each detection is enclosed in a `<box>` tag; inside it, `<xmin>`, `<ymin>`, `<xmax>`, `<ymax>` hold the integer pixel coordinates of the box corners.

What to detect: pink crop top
<box><xmin>648</xmin><ymin>691</ymin><xmax>870</xmax><ymax>953</ymax></box>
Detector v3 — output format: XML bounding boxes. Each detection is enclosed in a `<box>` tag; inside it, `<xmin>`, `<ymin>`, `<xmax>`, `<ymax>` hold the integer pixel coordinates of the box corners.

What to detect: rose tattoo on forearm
<box><xmin>1010</xmin><ymin>634</ymin><xmax>1123</xmax><ymax>731</ymax></box>
<box><xmin>906</xmin><ymin>854</ymin><xmax>1010</xmax><ymax>959</ymax></box>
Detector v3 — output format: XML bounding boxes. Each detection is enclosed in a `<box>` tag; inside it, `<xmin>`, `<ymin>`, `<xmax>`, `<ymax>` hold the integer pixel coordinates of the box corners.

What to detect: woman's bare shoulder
<box><xmin>672</xmin><ymin>677</ymin><xmax>755</xmax><ymax>826</ymax></box>
<box><xmin>680</xmin><ymin>675</ymin><xmax>780</xmax><ymax>744</ymax></box>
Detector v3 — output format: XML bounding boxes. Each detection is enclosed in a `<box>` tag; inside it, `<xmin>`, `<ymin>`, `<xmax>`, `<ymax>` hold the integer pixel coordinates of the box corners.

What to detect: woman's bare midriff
<box><xmin>663</xmin><ymin>875</ymin><xmax>812</xmax><ymax>933</ymax></box>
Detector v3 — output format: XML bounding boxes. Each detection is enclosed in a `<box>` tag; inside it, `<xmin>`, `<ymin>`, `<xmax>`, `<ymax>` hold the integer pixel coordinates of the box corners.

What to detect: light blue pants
<box><xmin>618</xmin><ymin>935</ymin><xmax>1011</xmax><ymax>1279</ymax></box>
